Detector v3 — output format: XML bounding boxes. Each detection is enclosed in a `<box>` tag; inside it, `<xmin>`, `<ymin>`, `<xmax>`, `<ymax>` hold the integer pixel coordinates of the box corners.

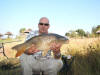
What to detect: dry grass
<box><xmin>0</xmin><ymin>37</ymin><xmax>100</xmax><ymax>75</ymax></box>
<box><xmin>0</xmin><ymin>38</ymin><xmax>25</xmax><ymax>61</ymax></box>
<box><xmin>61</xmin><ymin>37</ymin><xmax>98</xmax><ymax>55</ymax></box>
<box><xmin>0</xmin><ymin>37</ymin><xmax>98</xmax><ymax>61</ymax></box>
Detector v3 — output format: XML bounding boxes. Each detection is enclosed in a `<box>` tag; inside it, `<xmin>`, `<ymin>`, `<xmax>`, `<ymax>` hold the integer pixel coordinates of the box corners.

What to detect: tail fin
<box><xmin>15</xmin><ymin>46</ymin><xmax>26</xmax><ymax>57</ymax></box>
<box><xmin>12</xmin><ymin>43</ymin><xmax>27</xmax><ymax>57</ymax></box>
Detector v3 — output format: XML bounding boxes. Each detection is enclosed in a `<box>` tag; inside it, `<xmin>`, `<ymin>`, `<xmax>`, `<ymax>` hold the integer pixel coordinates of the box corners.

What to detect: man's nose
<box><xmin>42</xmin><ymin>25</ymin><xmax>45</xmax><ymax>27</ymax></box>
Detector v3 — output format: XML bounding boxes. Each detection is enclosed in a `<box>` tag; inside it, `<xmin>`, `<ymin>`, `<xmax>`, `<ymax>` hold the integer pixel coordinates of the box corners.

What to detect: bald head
<box><xmin>39</xmin><ymin>17</ymin><xmax>49</xmax><ymax>24</ymax></box>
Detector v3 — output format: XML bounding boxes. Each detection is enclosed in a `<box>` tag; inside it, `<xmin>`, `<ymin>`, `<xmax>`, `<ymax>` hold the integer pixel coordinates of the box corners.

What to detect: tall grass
<box><xmin>68</xmin><ymin>39</ymin><xmax>100</xmax><ymax>75</ymax></box>
<box><xmin>0</xmin><ymin>38</ymin><xmax>100</xmax><ymax>75</ymax></box>
<box><xmin>0</xmin><ymin>68</ymin><xmax>22</xmax><ymax>75</ymax></box>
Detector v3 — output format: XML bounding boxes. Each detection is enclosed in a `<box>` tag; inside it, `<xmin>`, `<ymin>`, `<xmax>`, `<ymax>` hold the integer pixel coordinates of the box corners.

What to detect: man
<box><xmin>20</xmin><ymin>17</ymin><xmax>67</xmax><ymax>75</ymax></box>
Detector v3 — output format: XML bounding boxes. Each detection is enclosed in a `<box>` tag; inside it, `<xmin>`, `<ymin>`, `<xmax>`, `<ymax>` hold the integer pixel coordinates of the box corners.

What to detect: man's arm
<box><xmin>50</xmin><ymin>43</ymin><xmax>61</xmax><ymax>59</ymax></box>
<box><xmin>24</xmin><ymin>44</ymin><xmax>40</xmax><ymax>55</ymax></box>
<box><xmin>24</xmin><ymin>31</ymin><xmax>39</xmax><ymax>55</ymax></box>
<box><xmin>50</xmin><ymin>39</ymin><xmax>69</xmax><ymax>59</ymax></box>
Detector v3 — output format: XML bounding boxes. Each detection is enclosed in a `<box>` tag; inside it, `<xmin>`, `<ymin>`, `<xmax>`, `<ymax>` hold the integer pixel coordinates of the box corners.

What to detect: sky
<box><xmin>0</xmin><ymin>0</ymin><xmax>100</xmax><ymax>37</ymax></box>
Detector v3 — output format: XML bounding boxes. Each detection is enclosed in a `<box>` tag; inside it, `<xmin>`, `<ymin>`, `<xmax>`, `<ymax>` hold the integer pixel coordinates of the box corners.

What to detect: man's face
<box><xmin>38</xmin><ymin>18</ymin><xmax>50</xmax><ymax>34</ymax></box>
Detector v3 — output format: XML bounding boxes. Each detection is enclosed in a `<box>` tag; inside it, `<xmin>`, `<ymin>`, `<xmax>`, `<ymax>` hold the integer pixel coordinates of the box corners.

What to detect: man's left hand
<box><xmin>50</xmin><ymin>42</ymin><xmax>61</xmax><ymax>54</ymax></box>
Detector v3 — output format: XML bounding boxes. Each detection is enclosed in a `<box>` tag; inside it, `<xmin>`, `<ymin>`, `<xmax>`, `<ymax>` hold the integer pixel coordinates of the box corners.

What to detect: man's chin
<box><xmin>41</xmin><ymin>31</ymin><xmax>46</xmax><ymax>33</ymax></box>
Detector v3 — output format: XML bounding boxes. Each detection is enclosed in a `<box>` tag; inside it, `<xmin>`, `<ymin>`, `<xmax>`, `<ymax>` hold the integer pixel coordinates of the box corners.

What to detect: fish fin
<box><xmin>15</xmin><ymin>46</ymin><xmax>26</xmax><ymax>57</ymax></box>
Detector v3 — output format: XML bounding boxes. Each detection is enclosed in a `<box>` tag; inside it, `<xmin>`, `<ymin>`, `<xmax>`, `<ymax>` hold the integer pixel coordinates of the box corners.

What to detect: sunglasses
<box><xmin>39</xmin><ymin>23</ymin><xmax>49</xmax><ymax>26</ymax></box>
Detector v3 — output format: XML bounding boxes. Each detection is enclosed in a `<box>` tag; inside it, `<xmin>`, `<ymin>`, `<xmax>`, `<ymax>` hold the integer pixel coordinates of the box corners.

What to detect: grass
<box><xmin>67</xmin><ymin>38</ymin><xmax>100</xmax><ymax>75</ymax></box>
<box><xmin>0</xmin><ymin>38</ymin><xmax>25</xmax><ymax>61</ymax></box>
<box><xmin>0</xmin><ymin>67</ymin><xmax>22</xmax><ymax>75</ymax></box>
<box><xmin>0</xmin><ymin>37</ymin><xmax>100</xmax><ymax>75</ymax></box>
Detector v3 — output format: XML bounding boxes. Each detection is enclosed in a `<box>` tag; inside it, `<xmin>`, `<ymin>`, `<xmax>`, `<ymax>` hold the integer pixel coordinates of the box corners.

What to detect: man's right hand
<box><xmin>24</xmin><ymin>44</ymin><xmax>40</xmax><ymax>55</ymax></box>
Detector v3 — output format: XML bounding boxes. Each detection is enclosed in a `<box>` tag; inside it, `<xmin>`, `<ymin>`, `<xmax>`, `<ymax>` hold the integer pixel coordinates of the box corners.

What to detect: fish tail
<box><xmin>15</xmin><ymin>46</ymin><xmax>26</xmax><ymax>57</ymax></box>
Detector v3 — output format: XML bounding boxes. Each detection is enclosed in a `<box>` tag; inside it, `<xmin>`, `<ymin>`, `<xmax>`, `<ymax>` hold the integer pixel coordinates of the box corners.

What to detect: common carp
<box><xmin>12</xmin><ymin>33</ymin><xmax>69</xmax><ymax>57</ymax></box>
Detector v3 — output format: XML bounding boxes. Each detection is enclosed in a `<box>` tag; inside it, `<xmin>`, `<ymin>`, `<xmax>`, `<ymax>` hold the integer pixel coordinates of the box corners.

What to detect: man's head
<box><xmin>38</xmin><ymin>17</ymin><xmax>50</xmax><ymax>34</ymax></box>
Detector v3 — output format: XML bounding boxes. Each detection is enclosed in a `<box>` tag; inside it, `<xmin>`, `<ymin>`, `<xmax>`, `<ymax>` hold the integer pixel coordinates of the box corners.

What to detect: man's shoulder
<box><xmin>25</xmin><ymin>30</ymin><xmax>39</xmax><ymax>41</ymax></box>
<box><xmin>29</xmin><ymin>30</ymin><xmax>39</xmax><ymax>35</ymax></box>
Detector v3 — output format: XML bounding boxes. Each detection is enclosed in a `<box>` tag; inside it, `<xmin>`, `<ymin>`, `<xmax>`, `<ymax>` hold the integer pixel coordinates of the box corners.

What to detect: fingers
<box><xmin>33</xmin><ymin>49</ymin><xmax>40</xmax><ymax>53</ymax></box>
<box><xmin>51</xmin><ymin>43</ymin><xmax>61</xmax><ymax>48</ymax></box>
<box><xmin>29</xmin><ymin>44</ymin><xmax>36</xmax><ymax>50</ymax></box>
<box><xmin>50</xmin><ymin>42</ymin><xmax>61</xmax><ymax>51</ymax></box>
<box><xmin>31</xmin><ymin>44</ymin><xmax>40</xmax><ymax>53</ymax></box>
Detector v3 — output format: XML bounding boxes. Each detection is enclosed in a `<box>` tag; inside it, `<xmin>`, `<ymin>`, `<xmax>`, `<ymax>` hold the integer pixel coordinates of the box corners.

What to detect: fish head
<box><xmin>56</xmin><ymin>36</ymin><xmax>69</xmax><ymax>44</ymax></box>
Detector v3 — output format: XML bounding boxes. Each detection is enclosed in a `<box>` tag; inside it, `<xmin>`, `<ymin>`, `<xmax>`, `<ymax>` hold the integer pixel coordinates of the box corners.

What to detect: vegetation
<box><xmin>0</xmin><ymin>26</ymin><xmax>100</xmax><ymax>75</ymax></box>
<box><xmin>68</xmin><ymin>39</ymin><xmax>100</xmax><ymax>75</ymax></box>
<box><xmin>76</xmin><ymin>29</ymin><xmax>85</xmax><ymax>37</ymax></box>
<box><xmin>19</xmin><ymin>28</ymin><xmax>26</xmax><ymax>34</ymax></box>
<box><xmin>65</xmin><ymin>25</ymin><xmax>100</xmax><ymax>38</ymax></box>
<box><xmin>0</xmin><ymin>38</ymin><xmax>100</xmax><ymax>75</ymax></box>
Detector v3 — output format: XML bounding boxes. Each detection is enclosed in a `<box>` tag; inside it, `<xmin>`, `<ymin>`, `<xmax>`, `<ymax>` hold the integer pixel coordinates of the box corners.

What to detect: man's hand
<box><xmin>24</xmin><ymin>44</ymin><xmax>40</xmax><ymax>55</ymax></box>
<box><xmin>50</xmin><ymin>42</ymin><xmax>62</xmax><ymax>59</ymax></box>
<box><xmin>50</xmin><ymin>42</ymin><xmax>61</xmax><ymax>54</ymax></box>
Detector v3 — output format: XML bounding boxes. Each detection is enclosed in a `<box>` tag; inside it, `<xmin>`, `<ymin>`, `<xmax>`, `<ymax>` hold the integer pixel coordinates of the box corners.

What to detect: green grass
<box><xmin>0</xmin><ymin>38</ymin><xmax>14</xmax><ymax>43</ymax></box>
<box><xmin>0</xmin><ymin>68</ymin><xmax>22</xmax><ymax>75</ymax></box>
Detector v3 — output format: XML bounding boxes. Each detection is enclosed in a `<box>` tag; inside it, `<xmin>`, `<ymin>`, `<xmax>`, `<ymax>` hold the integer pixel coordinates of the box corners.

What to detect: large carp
<box><xmin>12</xmin><ymin>33</ymin><xmax>69</xmax><ymax>57</ymax></box>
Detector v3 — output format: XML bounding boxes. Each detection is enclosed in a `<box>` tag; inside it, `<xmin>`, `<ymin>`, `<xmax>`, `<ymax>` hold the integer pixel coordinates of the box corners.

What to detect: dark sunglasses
<box><xmin>39</xmin><ymin>23</ymin><xmax>49</xmax><ymax>26</ymax></box>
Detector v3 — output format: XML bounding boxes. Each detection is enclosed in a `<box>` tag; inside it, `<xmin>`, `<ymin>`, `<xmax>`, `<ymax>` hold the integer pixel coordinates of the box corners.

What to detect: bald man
<box><xmin>20</xmin><ymin>17</ymin><xmax>65</xmax><ymax>75</ymax></box>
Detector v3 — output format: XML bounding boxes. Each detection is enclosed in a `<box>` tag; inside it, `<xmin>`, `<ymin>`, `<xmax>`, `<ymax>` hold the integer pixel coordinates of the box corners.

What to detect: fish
<box><xmin>12</xmin><ymin>33</ymin><xmax>69</xmax><ymax>57</ymax></box>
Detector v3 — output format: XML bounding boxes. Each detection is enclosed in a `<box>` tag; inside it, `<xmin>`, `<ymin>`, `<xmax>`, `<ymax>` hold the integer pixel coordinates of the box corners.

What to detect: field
<box><xmin>0</xmin><ymin>38</ymin><xmax>25</xmax><ymax>61</ymax></box>
<box><xmin>61</xmin><ymin>38</ymin><xmax>98</xmax><ymax>55</ymax></box>
<box><xmin>0</xmin><ymin>37</ymin><xmax>100</xmax><ymax>75</ymax></box>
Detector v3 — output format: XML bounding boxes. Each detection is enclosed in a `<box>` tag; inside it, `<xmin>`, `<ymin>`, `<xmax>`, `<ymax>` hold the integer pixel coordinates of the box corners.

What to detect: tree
<box><xmin>70</xmin><ymin>31</ymin><xmax>77</xmax><ymax>37</ymax></box>
<box><xmin>24</xmin><ymin>28</ymin><xmax>32</xmax><ymax>33</ymax></box>
<box><xmin>97</xmin><ymin>25</ymin><xmax>100</xmax><ymax>30</ymax></box>
<box><xmin>92</xmin><ymin>27</ymin><xmax>97</xmax><ymax>34</ymax></box>
<box><xmin>19</xmin><ymin>28</ymin><xmax>26</xmax><ymax>36</ymax></box>
<box><xmin>19</xmin><ymin>28</ymin><xmax>26</xmax><ymax>33</ymax></box>
<box><xmin>76</xmin><ymin>29</ymin><xmax>85</xmax><ymax>37</ymax></box>
<box><xmin>92</xmin><ymin>25</ymin><xmax>100</xmax><ymax>37</ymax></box>
<box><xmin>65</xmin><ymin>32</ymin><xmax>70</xmax><ymax>36</ymax></box>
<box><xmin>66</xmin><ymin>30</ymin><xmax>78</xmax><ymax>38</ymax></box>
<box><xmin>65</xmin><ymin>30</ymin><xmax>79</xmax><ymax>38</ymax></box>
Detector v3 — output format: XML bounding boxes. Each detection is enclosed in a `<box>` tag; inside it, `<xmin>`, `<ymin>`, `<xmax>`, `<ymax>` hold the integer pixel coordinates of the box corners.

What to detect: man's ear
<box><xmin>48</xmin><ymin>25</ymin><xmax>50</xmax><ymax>28</ymax></box>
